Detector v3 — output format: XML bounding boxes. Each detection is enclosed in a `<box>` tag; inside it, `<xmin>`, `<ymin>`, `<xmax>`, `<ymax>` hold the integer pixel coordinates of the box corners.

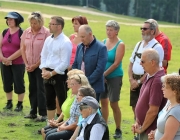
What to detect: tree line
<box><xmin>25</xmin><ymin>0</ymin><xmax>180</xmax><ymax>24</ymax></box>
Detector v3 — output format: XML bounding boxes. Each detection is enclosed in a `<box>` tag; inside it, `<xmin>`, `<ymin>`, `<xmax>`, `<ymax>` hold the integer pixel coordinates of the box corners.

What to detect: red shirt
<box><xmin>155</xmin><ymin>32</ymin><xmax>172</xmax><ymax>72</ymax></box>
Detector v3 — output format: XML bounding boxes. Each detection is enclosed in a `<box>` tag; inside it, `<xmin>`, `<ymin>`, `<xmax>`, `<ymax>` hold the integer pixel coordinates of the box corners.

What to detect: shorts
<box><xmin>100</xmin><ymin>76</ymin><xmax>123</xmax><ymax>102</ymax></box>
<box><xmin>0</xmin><ymin>63</ymin><xmax>25</xmax><ymax>94</ymax></box>
<box><xmin>130</xmin><ymin>84</ymin><xmax>142</xmax><ymax>107</ymax></box>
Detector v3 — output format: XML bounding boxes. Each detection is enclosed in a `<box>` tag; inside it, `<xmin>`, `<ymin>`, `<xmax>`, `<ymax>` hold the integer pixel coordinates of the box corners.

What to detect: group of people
<box><xmin>0</xmin><ymin>10</ymin><xmax>179</xmax><ymax>140</ymax></box>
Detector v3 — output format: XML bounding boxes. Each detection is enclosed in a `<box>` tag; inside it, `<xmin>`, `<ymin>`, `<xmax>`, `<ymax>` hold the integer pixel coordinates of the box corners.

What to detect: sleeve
<box><xmin>154</xmin><ymin>44</ymin><xmax>164</xmax><ymax>65</ymax></box>
<box><xmin>168</xmin><ymin>106</ymin><xmax>180</xmax><ymax>122</ymax></box>
<box><xmin>54</xmin><ymin>41</ymin><xmax>72</xmax><ymax>74</ymax></box>
<box><xmin>72</xmin><ymin>45</ymin><xmax>80</xmax><ymax>69</ymax></box>
<box><xmin>89</xmin><ymin>124</ymin><xmax>106</xmax><ymax>140</ymax></box>
<box><xmin>88</xmin><ymin>45</ymin><xmax>107</xmax><ymax>85</ymax></box>
<box><xmin>149</xmin><ymin>78</ymin><xmax>164</xmax><ymax>106</ymax></box>
<box><xmin>160</xmin><ymin>38</ymin><xmax>172</xmax><ymax>60</ymax></box>
<box><xmin>130</xmin><ymin>41</ymin><xmax>141</xmax><ymax>63</ymax></box>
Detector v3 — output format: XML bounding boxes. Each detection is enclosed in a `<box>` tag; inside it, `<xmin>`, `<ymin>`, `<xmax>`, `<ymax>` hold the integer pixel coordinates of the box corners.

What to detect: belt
<box><xmin>133</xmin><ymin>73</ymin><xmax>144</xmax><ymax>80</ymax></box>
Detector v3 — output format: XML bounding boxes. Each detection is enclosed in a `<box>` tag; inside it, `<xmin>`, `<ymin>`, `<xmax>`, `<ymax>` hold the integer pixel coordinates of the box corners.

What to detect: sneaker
<box><xmin>34</xmin><ymin>115</ymin><xmax>47</xmax><ymax>122</ymax></box>
<box><xmin>3</xmin><ymin>102</ymin><xmax>13</xmax><ymax>110</ymax></box>
<box><xmin>113</xmin><ymin>128</ymin><xmax>122</xmax><ymax>139</ymax></box>
<box><xmin>14</xmin><ymin>104</ymin><xmax>23</xmax><ymax>112</ymax></box>
<box><xmin>24</xmin><ymin>114</ymin><xmax>37</xmax><ymax>119</ymax></box>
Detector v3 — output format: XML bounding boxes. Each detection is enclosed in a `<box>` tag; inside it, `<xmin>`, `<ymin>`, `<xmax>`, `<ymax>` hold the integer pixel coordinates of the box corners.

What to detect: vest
<box><xmin>79</xmin><ymin>113</ymin><xmax>109</xmax><ymax>140</ymax></box>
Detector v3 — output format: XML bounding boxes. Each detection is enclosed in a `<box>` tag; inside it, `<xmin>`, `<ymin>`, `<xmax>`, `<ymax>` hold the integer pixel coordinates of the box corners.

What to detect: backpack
<box><xmin>2</xmin><ymin>28</ymin><xmax>23</xmax><ymax>39</ymax></box>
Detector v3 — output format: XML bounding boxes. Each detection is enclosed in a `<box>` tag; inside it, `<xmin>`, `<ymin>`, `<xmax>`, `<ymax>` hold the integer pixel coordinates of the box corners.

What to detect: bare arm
<box><xmin>160</xmin><ymin>116</ymin><xmax>179</xmax><ymax>140</ymax></box>
<box><xmin>70</xmin><ymin>126</ymin><xmax>80</xmax><ymax>140</ymax></box>
<box><xmin>20</xmin><ymin>40</ymin><xmax>28</xmax><ymax>66</ymax></box>
<box><xmin>104</xmin><ymin>42</ymin><xmax>125</xmax><ymax>76</ymax></box>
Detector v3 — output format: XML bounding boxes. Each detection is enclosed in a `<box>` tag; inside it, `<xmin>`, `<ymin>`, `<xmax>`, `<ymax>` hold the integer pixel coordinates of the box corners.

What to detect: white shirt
<box><xmin>76</xmin><ymin>113</ymin><xmax>106</xmax><ymax>140</ymax></box>
<box><xmin>130</xmin><ymin>38</ymin><xmax>164</xmax><ymax>75</ymax></box>
<box><xmin>39</xmin><ymin>32</ymin><xmax>72</xmax><ymax>74</ymax></box>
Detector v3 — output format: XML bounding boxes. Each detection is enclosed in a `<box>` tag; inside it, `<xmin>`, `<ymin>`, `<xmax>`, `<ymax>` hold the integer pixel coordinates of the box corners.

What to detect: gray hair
<box><xmin>144</xmin><ymin>19</ymin><xmax>158</xmax><ymax>34</ymax></box>
<box><xmin>106</xmin><ymin>20</ymin><xmax>120</xmax><ymax>32</ymax></box>
<box><xmin>142</xmin><ymin>49</ymin><xmax>159</xmax><ymax>64</ymax></box>
<box><xmin>79</xmin><ymin>24</ymin><xmax>92</xmax><ymax>34</ymax></box>
<box><xmin>28</xmin><ymin>11</ymin><xmax>44</xmax><ymax>26</ymax></box>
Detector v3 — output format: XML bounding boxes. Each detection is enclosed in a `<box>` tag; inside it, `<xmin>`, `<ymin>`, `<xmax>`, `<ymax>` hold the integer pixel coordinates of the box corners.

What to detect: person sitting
<box><xmin>76</xmin><ymin>96</ymin><xmax>109</xmax><ymax>140</ymax></box>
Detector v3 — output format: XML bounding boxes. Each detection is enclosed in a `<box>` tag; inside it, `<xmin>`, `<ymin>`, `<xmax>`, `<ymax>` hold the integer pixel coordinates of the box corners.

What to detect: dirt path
<box><xmin>0</xmin><ymin>0</ymin><xmax>180</xmax><ymax>28</ymax></box>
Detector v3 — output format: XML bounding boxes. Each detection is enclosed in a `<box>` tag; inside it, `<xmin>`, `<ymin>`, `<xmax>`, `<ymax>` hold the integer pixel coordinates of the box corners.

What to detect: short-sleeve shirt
<box><xmin>135</xmin><ymin>69</ymin><xmax>167</xmax><ymax>134</ymax></box>
<box><xmin>21</xmin><ymin>26</ymin><xmax>50</xmax><ymax>65</ymax></box>
<box><xmin>129</xmin><ymin>39</ymin><xmax>164</xmax><ymax>75</ymax></box>
<box><xmin>155</xmin><ymin>103</ymin><xmax>180</xmax><ymax>140</ymax></box>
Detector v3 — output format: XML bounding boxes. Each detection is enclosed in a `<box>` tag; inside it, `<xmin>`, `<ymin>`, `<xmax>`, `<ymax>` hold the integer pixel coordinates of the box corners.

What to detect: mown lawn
<box><xmin>0</xmin><ymin>1</ymin><xmax>179</xmax><ymax>140</ymax></box>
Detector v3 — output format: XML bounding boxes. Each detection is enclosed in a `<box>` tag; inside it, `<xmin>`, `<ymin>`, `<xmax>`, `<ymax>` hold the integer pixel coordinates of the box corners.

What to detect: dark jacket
<box><xmin>72</xmin><ymin>37</ymin><xmax>107</xmax><ymax>94</ymax></box>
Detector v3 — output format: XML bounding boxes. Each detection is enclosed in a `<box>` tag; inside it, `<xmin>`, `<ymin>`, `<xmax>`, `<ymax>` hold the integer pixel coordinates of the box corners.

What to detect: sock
<box><xmin>17</xmin><ymin>101</ymin><xmax>23</xmax><ymax>106</ymax></box>
<box><xmin>7</xmin><ymin>100</ymin><xmax>12</xmax><ymax>104</ymax></box>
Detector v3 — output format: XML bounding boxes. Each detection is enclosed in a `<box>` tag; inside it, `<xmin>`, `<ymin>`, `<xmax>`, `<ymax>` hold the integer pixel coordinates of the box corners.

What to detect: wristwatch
<box><xmin>137</xmin><ymin>79</ymin><xmax>141</xmax><ymax>84</ymax></box>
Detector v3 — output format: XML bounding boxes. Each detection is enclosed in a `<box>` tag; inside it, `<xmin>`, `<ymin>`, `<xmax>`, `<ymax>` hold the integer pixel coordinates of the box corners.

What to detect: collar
<box><xmin>51</xmin><ymin>32</ymin><xmax>64</xmax><ymax>39</ymax></box>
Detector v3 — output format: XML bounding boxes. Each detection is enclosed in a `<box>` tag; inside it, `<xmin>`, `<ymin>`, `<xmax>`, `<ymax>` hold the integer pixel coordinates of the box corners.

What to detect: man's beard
<box><xmin>142</xmin><ymin>34</ymin><xmax>151</xmax><ymax>41</ymax></box>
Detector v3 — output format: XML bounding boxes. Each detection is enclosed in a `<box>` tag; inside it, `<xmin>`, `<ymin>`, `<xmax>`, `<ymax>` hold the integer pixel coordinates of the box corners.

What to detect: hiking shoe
<box><xmin>113</xmin><ymin>128</ymin><xmax>122</xmax><ymax>139</ymax></box>
<box><xmin>3</xmin><ymin>102</ymin><xmax>13</xmax><ymax>110</ymax></box>
<box><xmin>14</xmin><ymin>104</ymin><xmax>23</xmax><ymax>112</ymax></box>
<box><xmin>24</xmin><ymin>114</ymin><xmax>37</xmax><ymax>119</ymax></box>
<box><xmin>34</xmin><ymin>115</ymin><xmax>47</xmax><ymax>122</ymax></box>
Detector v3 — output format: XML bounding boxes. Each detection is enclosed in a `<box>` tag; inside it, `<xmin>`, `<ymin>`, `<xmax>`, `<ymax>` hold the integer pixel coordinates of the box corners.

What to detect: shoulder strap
<box><xmin>2</xmin><ymin>28</ymin><xmax>23</xmax><ymax>39</ymax></box>
<box><xmin>133</xmin><ymin>41</ymin><xmax>142</xmax><ymax>63</ymax></box>
<box><xmin>2</xmin><ymin>28</ymin><xmax>8</xmax><ymax>37</ymax></box>
<box><xmin>152</xmin><ymin>42</ymin><xmax>158</xmax><ymax>48</ymax></box>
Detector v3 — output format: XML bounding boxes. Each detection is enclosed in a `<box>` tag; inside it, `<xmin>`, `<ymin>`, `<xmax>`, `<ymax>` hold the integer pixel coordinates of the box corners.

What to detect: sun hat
<box><xmin>5</xmin><ymin>12</ymin><xmax>24</xmax><ymax>23</ymax></box>
<box><xmin>79</xmin><ymin>96</ymin><xmax>99</xmax><ymax>110</ymax></box>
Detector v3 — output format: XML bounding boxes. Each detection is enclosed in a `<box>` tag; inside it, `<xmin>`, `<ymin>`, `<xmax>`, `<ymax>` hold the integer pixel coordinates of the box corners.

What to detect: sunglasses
<box><xmin>79</xmin><ymin>105</ymin><xmax>89</xmax><ymax>111</ymax></box>
<box><xmin>76</xmin><ymin>74</ymin><xmax>82</xmax><ymax>84</ymax></box>
<box><xmin>31</xmin><ymin>12</ymin><xmax>40</xmax><ymax>17</ymax></box>
<box><xmin>140</xmin><ymin>27</ymin><xmax>150</xmax><ymax>31</ymax></box>
<box><xmin>8</xmin><ymin>34</ymin><xmax>11</xmax><ymax>43</ymax></box>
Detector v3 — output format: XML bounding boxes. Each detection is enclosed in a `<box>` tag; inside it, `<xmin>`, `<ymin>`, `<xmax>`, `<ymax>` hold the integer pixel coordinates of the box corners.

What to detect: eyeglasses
<box><xmin>162</xmin><ymin>84</ymin><xmax>165</xmax><ymax>88</ymax></box>
<box><xmin>79</xmin><ymin>105</ymin><xmax>89</xmax><ymax>111</ymax></box>
<box><xmin>49</xmin><ymin>23</ymin><xmax>60</xmax><ymax>26</ymax></box>
<box><xmin>8</xmin><ymin>34</ymin><xmax>11</xmax><ymax>43</ymax></box>
<box><xmin>31</xmin><ymin>12</ymin><xmax>40</xmax><ymax>17</ymax></box>
<box><xmin>140</xmin><ymin>27</ymin><xmax>150</xmax><ymax>31</ymax></box>
<box><xmin>141</xmin><ymin>60</ymin><xmax>145</xmax><ymax>64</ymax></box>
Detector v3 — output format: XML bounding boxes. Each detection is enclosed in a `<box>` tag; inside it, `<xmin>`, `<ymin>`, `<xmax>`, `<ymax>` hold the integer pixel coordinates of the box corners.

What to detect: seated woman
<box><xmin>41</xmin><ymin>69</ymin><xmax>84</xmax><ymax>138</ymax></box>
<box><xmin>76</xmin><ymin>96</ymin><xmax>109</xmax><ymax>140</ymax></box>
<box><xmin>148</xmin><ymin>74</ymin><xmax>180</xmax><ymax>140</ymax></box>
<box><xmin>44</xmin><ymin>74</ymin><xmax>91</xmax><ymax>140</ymax></box>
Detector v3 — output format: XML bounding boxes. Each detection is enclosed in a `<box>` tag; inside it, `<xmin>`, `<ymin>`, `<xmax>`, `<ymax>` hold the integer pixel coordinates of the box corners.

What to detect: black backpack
<box><xmin>2</xmin><ymin>28</ymin><xmax>23</xmax><ymax>39</ymax></box>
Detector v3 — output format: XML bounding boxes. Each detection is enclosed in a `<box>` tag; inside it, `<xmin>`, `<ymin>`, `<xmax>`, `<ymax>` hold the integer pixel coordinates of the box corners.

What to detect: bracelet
<box><xmin>50</xmin><ymin>72</ymin><xmax>53</xmax><ymax>77</ymax></box>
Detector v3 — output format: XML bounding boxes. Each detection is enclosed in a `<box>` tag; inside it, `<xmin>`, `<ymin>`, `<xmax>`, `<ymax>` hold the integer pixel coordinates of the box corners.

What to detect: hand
<box><xmin>57</xmin><ymin>125</ymin><xmax>66</xmax><ymax>132</ymax></box>
<box><xmin>148</xmin><ymin>130</ymin><xmax>155</xmax><ymax>140</ymax></box>
<box><xmin>42</xmin><ymin>70</ymin><xmax>51</xmax><ymax>80</ymax></box>
<box><xmin>2</xmin><ymin>57</ymin><xmax>12</xmax><ymax>66</ymax></box>
<box><xmin>131</xmin><ymin>123</ymin><xmax>142</xmax><ymax>134</ymax></box>
<box><xmin>130</xmin><ymin>79</ymin><xmax>139</xmax><ymax>90</ymax></box>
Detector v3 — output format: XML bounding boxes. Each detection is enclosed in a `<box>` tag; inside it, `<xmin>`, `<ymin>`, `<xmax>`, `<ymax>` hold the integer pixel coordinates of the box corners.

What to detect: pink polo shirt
<box><xmin>69</xmin><ymin>34</ymin><xmax>78</xmax><ymax>65</ymax></box>
<box><xmin>21</xmin><ymin>26</ymin><xmax>51</xmax><ymax>65</ymax></box>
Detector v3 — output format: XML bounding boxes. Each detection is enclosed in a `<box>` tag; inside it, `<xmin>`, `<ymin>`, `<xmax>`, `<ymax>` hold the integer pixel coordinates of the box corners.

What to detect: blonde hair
<box><xmin>70</xmin><ymin>74</ymin><xmax>91</xmax><ymax>87</ymax></box>
<box><xmin>28</xmin><ymin>11</ymin><xmax>44</xmax><ymax>26</ymax></box>
<box><xmin>67</xmin><ymin>69</ymin><xmax>84</xmax><ymax>77</ymax></box>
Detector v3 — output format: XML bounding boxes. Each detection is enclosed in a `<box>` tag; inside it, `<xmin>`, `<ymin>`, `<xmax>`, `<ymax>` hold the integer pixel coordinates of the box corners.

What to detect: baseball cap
<box><xmin>79</xmin><ymin>96</ymin><xmax>99</xmax><ymax>110</ymax></box>
<box><xmin>5</xmin><ymin>12</ymin><xmax>24</xmax><ymax>23</ymax></box>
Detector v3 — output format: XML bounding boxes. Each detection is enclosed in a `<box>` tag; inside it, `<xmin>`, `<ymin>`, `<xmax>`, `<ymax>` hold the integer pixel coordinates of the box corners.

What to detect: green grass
<box><xmin>0</xmin><ymin>1</ymin><xmax>180</xmax><ymax>140</ymax></box>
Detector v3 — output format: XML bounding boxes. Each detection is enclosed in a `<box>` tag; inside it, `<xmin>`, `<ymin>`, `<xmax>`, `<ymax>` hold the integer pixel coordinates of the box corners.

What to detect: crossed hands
<box><xmin>131</xmin><ymin>123</ymin><xmax>142</xmax><ymax>134</ymax></box>
<box><xmin>130</xmin><ymin>79</ymin><xmax>139</xmax><ymax>91</ymax></box>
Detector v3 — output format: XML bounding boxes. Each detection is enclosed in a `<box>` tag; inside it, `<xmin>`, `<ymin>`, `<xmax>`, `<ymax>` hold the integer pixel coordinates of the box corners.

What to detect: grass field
<box><xmin>0</xmin><ymin>0</ymin><xmax>180</xmax><ymax>140</ymax></box>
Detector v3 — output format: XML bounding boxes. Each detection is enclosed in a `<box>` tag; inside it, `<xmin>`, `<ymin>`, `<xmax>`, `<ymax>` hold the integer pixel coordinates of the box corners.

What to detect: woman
<box><xmin>148</xmin><ymin>74</ymin><xmax>180</xmax><ymax>140</ymax></box>
<box><xmin>40</xmin><ymin>69</ymin><xmax>84</xmax><ymax>138</ymax></box>
<box><xmin>0</xmin><ymin>12</ymin><xmax>25</xmax><ymax>111</ymax></box>
<box><xmin>101</xmin><ymin>20</ymin><xmax>125</xmax><ymax>139</ymax></box>
<box><xmin>21</xmin><ymin>11</ymin><xmax>51</xmax><ymax>121</ymax></box>
<box><xmin>68</xmin><ymin>15</ymin><xmax>88</xmax><ymax>70</ymax></box>
<box><xmin>44</xmin><ymin>74</ymin><xmax>91</xmax><ymax>140</ymax></box>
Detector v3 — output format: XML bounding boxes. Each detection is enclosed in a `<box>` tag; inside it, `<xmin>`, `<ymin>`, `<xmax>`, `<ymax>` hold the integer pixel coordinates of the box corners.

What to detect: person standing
<box><xmin>132</xmin><ymin>49</ymin><xmax>167</xmax><ymax>140</ymax></box>
<box><xmin>72</xmin><ymin>24</ymin><xmax>107</xmax><ymax>101</ymax></box>
<box><xmin>0</xmin><ymin>12</ymin><xmax>25</xmax><ymax>111</ymax></box>
<box><xmin>146</xmin><ymin>19</ymin><xmax>172</xmax><ymax>74</ymax></box>
<box><xmin>39</xmin><ymin>16</ymin><xmax>72</xmax><ymax>120</ymax></box>
<box><xmin>101</xmin><ymin>20</ymin><xmax>125</xmax><ymax>139</ymax></box>
<box><xmin>128</xmin><ymin>19</ymin><xmax>164</xmax><ymax>119</ymax></box>
<box><xmin>21</xmin><ymin>11</ymin><xmax>50</xmax><ymax>121</ymax></box>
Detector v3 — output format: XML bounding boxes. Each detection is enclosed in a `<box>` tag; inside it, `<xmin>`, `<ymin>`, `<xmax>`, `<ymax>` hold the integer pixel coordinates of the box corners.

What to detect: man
<box><xmin>77</xmin><ymin>96</ymin><xmax>109</xmax><ymax>140</ymax></box>
<box><xmin>72</xmin><ymin>24</ymin><xmax>107</xmax><ymax>101</ymax></box>
<box><xmin>39</xmin><ymin>16</ymin><xmax>72</xmax><ymax>120</ymax></box>
<box><xmin>128</xmin><ymin>19</ymin><xmax>164</xmax><ymax>118</ymax></box>
<box><xmin>147</xmin><ymin>19</ymin><xmax>172</xmax><ymax>73</ymax></box>
<box><xmin>132</xmin><ymin>49</ymin><xmax>167</xmax><ymax>140</ymax></box>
